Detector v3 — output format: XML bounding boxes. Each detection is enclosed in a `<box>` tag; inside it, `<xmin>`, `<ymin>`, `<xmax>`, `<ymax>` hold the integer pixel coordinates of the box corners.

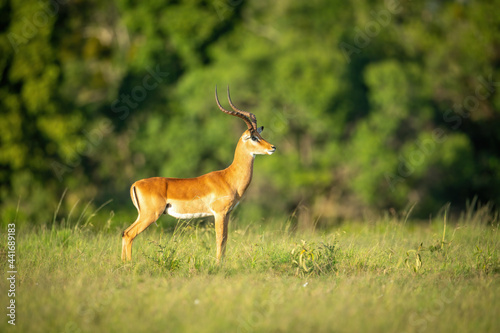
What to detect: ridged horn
<box><xmin>215</xmin><ymin>86</ymin><xmax>257</xmax><ymax>132</ymax></box>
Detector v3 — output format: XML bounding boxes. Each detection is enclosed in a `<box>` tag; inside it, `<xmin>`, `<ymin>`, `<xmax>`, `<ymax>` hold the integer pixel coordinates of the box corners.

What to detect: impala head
<box><xmin>215</xmin><ymin>87</ymin><xmax>276</xmax><ymax>156</ymax></box>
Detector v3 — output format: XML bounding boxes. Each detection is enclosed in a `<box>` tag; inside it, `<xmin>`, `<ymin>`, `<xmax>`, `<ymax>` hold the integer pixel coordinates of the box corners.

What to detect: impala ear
<box><xmin>257</xmin><ymin>126</ymin><xmax>264</xmax><ymax>134</ymax></box>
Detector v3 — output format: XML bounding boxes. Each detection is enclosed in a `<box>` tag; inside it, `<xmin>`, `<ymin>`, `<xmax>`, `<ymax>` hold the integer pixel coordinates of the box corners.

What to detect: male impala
<box><xmin>121</xmin><ymin>87</ymin><xmax>276</xmax><ymax>262</ymax></box>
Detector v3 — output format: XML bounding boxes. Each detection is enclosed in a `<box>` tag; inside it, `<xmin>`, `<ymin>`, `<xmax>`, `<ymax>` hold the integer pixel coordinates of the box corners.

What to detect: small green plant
<box><xmin>148</xmin><ymin>240</ymin><xmax>181</xmax><ymax>272</ymax></box>
<box><xmin>405</xmin><ymin>207</ymin><xmax>459</xmax><ymax>273</ymax></box>
<box><xmin>291</xmin><ymin>240</ymin><xmax>316</xmax><ymax>276</ymax></box>
<box><xmin>473</xmin><ymin>244</ymin><xmax>499</xmax><ymax>274</ymax></box>
<box><xmin>290</xmin><ymin>240</ymin><xmax>338</xmax><ymax>276</ymax></box>
<box><xmin>405</xmin><ymin>243</ymin><xmax>423</xmax><ymax>273</ymax></box>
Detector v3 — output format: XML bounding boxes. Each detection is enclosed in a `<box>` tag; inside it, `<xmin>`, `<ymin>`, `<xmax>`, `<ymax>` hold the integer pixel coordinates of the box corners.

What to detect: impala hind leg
<box><xmin>121</xmin><ymin>210</ymin><xmax>163</xmax><ymax>261</ymax></box>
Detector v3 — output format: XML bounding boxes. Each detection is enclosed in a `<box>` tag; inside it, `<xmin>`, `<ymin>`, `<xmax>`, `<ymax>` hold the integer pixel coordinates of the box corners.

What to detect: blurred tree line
<box><xmin>1</xmin><ymin>0</ymin><xmax>499</xmax><ymax>227</ymax></box>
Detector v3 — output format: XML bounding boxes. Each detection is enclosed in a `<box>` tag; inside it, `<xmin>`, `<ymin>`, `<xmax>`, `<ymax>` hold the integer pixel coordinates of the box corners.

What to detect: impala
<box><xmin>121</xmin><ymin>87</ymin><xmax>276</xmax><ymax>262</ymax></box>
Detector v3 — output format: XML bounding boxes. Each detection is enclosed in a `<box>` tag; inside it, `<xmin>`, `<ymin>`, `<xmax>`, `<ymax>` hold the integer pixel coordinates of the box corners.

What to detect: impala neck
<box><xmin>226</xmin><ymin>138</ymin><xmax>255</xmax><ymax>196</ymax></box>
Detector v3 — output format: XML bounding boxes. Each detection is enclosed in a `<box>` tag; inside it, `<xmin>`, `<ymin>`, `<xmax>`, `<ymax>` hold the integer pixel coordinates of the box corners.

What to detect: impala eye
<box><xmin>251</xmin><ymin>136</ymin><xmax>259</xmax><ymax>142</ymax></box>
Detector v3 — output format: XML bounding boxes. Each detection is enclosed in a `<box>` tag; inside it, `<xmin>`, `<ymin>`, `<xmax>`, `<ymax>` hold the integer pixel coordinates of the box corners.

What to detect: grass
<box><xmin>1</xmin><ymin>209</ymin><xmax>499</xmax><ymax>332</ymax></box>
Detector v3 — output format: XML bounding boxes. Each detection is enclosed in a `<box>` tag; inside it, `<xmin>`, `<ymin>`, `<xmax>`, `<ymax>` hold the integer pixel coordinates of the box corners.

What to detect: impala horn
<box><xmin>215</xmin><ymin>86</ymin><xmax>258</xmax><ymax>132</ymax></box>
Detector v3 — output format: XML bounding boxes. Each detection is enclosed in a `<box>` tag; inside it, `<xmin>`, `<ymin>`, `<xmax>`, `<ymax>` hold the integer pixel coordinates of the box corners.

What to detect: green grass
<box><xmin>1</xmin><ymin>213</ymin><xmax>499</xmax><ymax>332</ymax></box>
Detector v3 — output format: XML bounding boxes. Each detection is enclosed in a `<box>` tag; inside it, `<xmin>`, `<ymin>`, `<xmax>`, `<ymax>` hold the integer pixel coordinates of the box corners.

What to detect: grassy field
<box><xmin>1</xmin><ymin>208</ymin><xmax>499</xmax><ymax>332</ymax></box>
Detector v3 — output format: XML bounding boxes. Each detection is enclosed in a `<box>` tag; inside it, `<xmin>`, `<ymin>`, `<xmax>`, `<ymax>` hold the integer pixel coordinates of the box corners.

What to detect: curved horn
<box><xmin>215</xmin><ymin>86</ymin><xmax>255</xmax><ymax>131</ymax></box>
<box><xmin>226</xmin><ymin>86</ymin><xmax>257</xmax><ymax>131</ymax></box>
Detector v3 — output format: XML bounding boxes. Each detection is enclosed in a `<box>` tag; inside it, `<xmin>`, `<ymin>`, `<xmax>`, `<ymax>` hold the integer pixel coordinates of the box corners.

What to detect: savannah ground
<box><xmin>1</xmin><ymin>206</ymin><xmax>499</xmax><ymax>333</ymax></box>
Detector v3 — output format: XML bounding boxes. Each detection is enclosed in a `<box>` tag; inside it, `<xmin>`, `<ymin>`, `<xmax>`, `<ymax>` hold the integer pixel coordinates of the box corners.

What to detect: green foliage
<box><xmin>473</xmin><ymin>244</ymin><xmax>500</xmax><ymax>274</ymax></box>
<box><xmin>148</xmin><ymin>240</ymin><xmax>182</xmax><ymax>272</ymax></box>
<box><xmin>290</xmin><ymin>240</ymin><xmax>338</xmax><ymax>276</ymax></box>
<box><xmin>405</xmin><ymin>244</ymin><xmax>423</xmax><ymax>274</ymax></box>
<box><xmin>1</xmin><ymin>0</ymin><xmax>500</xmax><ymax>225</ymax></box>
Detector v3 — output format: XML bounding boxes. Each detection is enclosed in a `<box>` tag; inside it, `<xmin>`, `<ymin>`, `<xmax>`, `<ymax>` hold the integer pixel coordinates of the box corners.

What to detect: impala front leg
<box><xmin>214</xmin><ymin>213</ymin><xmax>230</xmax><ymax>264</ymax></box>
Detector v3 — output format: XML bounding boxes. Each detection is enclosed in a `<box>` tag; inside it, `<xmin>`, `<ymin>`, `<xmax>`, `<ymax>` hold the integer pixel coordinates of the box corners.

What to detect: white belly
<box><xmin>167</xmin><ymin>210</ymin><xmax>212</xmax><ymax>219</ymax></box>
<box><xmin>165</xmin><ymin>200</ymin><xmax>213</xmax><ymax>219</ymax></box>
